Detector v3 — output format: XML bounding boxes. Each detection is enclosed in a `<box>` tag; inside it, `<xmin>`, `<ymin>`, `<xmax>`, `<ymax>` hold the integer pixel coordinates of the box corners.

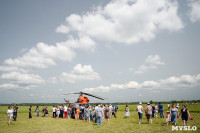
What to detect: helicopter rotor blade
<box><xmin>62</xmin><ymin>92</ymin><xmax>81</xmax><ymax>95</ymax></box>
<box><xmin>81</xmin><ymin>92</ymin><xmax>104</xmax><ymax>100</ymax></box>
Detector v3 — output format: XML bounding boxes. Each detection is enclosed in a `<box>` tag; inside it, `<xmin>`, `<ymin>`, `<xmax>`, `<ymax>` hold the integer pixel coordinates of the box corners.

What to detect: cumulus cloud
<box><xmin>145</xmin><ymin>55</ymin><xmax>165</xmax><ymax>65</ymax></box>
<box><xmin>1</xmin><ymin>72</ymin><xmax>45</xmax><ymax>85</ymax></box>
<box><xmin>57</xmin><ymin>0</ymin><xmax>183</xmax><ymax>44</ymax></box>
<box><xmin>134</xmin><ymin>55</ymin><xmax>165</xmax><ymax>74</ymax></box>
<box><xmin>0</xmin><ymin>66</ymin><xmax>28</xmax><ymax>73</ymax></box>
<box><xmin>56</xmin><ymin>24</ymin><xmax>70</xmax><ymax>33</ymax></box>
<box><xmin>4</xmin><ymin>36</ymin><xmax>96</xmax><ymax>70</ymax></box>
<box><xmin>188</xmin><ymin>0</ymin><xmax>200</xmax><ymax>23</ymax></box>
<box><xmin>83</xmin><ymin>74</ymin><xmax>200</xmax><ymax>92</ymax></box>
<box><xmin>4</xmin><ymin>42</ymin><xmax>74</xmax><ymax>69</ymax></box>
<box><xmin>61</xmin><ymin>64</ymin><xmax>101</xmax><ymax>83</ymax></box>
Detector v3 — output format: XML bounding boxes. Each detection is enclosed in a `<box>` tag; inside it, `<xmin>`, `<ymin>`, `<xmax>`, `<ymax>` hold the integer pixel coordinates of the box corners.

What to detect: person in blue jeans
<box><xmin>95</xmin><ymin>105</ymin><xmax>103</xmax><ymax>126</ymax></box>
<box><xmin>158</xmin><ymin>102</ymin><xmax>164</xmax><ymax>118</ymax></box>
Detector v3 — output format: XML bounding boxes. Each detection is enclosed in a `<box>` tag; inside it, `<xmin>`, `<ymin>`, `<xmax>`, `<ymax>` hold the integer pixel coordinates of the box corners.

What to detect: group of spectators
<box><xmin>136</xmin><ymin>102</ymin><xmax>192</xmax><ymax>126</ymax></box>
<box><xmin>6</xmin><ymin>102</ymin><xmax>192</xmax><ymax>126</ymax></box>
<box><xmin>6</xmin><ymin>103</ymin><xmax>118</xmax><ymax>126</ymax></box>
<box><xmin>50</xmin><ymin>104</ymin><xmax>118</xmax><ymax>126</ymax></box>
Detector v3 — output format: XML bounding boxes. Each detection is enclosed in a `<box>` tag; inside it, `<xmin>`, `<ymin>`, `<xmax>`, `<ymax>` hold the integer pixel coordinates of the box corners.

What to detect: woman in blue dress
<box><xmin>170</xmin><ymin>104</ymin><xmax>178</xmax><ymax>125</ymax></box>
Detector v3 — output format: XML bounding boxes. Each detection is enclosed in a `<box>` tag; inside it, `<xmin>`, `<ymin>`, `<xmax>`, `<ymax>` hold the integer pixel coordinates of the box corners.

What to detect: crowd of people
<box><xmin>136</xmin><ymin>102</ymin><xmax>192</xmax><ymax>126</ymax></box>
<box><xmin>6</xmin><ymin>104</ymin><xmax>118</xmax><ymax>126</ymax></box>
<box><xmin>6</xmin><ymin>102</ymin><xmax>193</xmax><ymax>126</ymax></box>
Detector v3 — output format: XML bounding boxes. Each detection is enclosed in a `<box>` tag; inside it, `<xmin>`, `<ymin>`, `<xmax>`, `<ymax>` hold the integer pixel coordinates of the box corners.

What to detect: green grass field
<box><xmin>0</xmin><ymin>104</ymin><xmax>199</xmax><ymax>133</ymax></box>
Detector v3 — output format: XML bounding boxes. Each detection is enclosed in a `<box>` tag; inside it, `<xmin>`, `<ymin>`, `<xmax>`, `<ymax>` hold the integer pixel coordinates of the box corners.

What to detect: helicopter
<box><xmin>62</xmin><ymin>91</ymin><xmax>105</xmax><ymax>107</ymax></box>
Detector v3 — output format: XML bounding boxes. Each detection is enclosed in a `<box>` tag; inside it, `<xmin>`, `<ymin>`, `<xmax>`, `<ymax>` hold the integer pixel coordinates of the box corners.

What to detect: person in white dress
<box><xmin>125</xmin><ymin>105</ymin><xmax>130</xmax><ymax>118</ymax></box>
<box><xmin>7</xmin><ymin>106</ymin><xmax>13</xmax><ymax>125</ymax></box>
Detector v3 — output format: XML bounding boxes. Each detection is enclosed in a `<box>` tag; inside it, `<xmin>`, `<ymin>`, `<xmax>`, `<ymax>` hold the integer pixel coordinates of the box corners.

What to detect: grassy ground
<box><xmin>0</xmin><ymin>104</ymin><xmax>199</xmax><ymax>133</ymax></box>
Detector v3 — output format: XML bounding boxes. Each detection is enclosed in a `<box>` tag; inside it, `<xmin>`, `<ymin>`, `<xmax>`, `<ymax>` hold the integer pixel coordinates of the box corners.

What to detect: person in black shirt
<box><xmin>13</xmin><ymin>104</ymin><xmax>18</xmax><ymax>121</ymax></box>
<box><xmin>29</xmin><ymin>106</ymin><xmax>32</xmax><ymax>118</ymax></box>
<box><xmin>179</xmin><ymin>105</ymin><xmax>191</xmax><ymax>126</ymax></box>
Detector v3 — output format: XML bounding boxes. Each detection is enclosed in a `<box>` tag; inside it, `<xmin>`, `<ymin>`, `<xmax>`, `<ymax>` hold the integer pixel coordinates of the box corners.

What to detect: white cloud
<box><xmin>0</xmin><ymin>83</ymin><xmax>22</xmax><ymax>89</ymax></box>
<box><xmin>188</xmin><ymin>0</ymin><xmax>200</xmax><ymax>23</ymax></box>
<box><xmin>145</xmin><ymin>55</ymin><xmax>165</xmax><ymax>65</ymax></box>
<box><xmin>56</xmin><ymin>24</ymin><xmax>70</xmax><ymax>33</ymax></box>
<box><xmin>61</xmin><ymin>64</ymin><xmax>101</xmax><ymax>83</ymax></box>
<box><xmin>1</xmin><ymin>72</ymin><xmax>45</xmax><ymax>85</ymax></box>
<box><xmin>60</xmin><ymin>36</ymin><xmax>96</xmax><ymax>53</ymax></box>
<box><xmin>57</xmin><ymin>0</ymin><xmax>183</xmax><ymax>44</ymax></box>
<box><xmin>4</xmin><ymin>42</ymin><xmax>76</xmax><ymax>69</ymax></box>
<box><xmin>4</xmin><ymin>36</ymin><xmax>96</xmax><ymax>70</ymax></box>
<box><xmin>0</xmin><ymin>83</ymin><xmax>37</xmax><ymax>90</ymax></box>
<box><xmin>134</xmin><ymin>55</ymin><xmax>164</xmax><ymax>74</ymax></box>
<box><xmin>134</xmin><ymin>65</ymin><xmax>157</xmax><ymax>74</ymax></box>
<box><xmin>0</xmin><ymin>66</ymin><xmax>28</xmax><ymax>73</ymax></box>
<box><xmin>83</xmin><ymin>73</ymin><xmax>200</xmax><ymax>92</ymax></box>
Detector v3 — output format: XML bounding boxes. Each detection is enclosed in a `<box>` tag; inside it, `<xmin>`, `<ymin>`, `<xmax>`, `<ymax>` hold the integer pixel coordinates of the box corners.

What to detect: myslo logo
<box><xmin>172</xmin><ymin>126</ymin><xmax>197</xmax><ymax>131</ymax></box>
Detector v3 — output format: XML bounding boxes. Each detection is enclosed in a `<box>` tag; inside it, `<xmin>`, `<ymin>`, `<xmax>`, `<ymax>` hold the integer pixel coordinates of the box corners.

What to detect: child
<box><xmin>166</xmin><ymin>111</ymin><xmax>171</xmax><ymax>126</ymax></box>
<box><xmin>7</xmin><ymin>106</ymin><xmax>13</xmax><ymax>125</ymax></box>
<box><xmin>125</xmin><ymin>105</ymin><xmax>130</xmax><ymax>118</ymax></box>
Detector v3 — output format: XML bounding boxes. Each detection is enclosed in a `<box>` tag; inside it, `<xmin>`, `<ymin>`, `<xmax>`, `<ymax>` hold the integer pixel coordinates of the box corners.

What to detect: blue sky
<box><xmin>0</xmin><ymin>0</ymin><xmax>200</xmax><ymax>103</ymax></box>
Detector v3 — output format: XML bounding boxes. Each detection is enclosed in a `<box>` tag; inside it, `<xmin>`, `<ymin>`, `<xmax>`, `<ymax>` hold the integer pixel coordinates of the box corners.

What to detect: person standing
<box><xmin>64</xmin><ymin>105</ymin><xmax>68</xmax><ymax>118</ymax></box>
<box><xmin>84</xmin><ymin>106</ymin><xmax>90</xmax><ymax>122</ymax></box>
<box><xmin>166</xmin><ymin>111</ymin><xmax>171</xmax><ymax>126</ymax></box>
<box><xmin>152</xmin><ymin>104</ymin><xmax>155</xmax><ymax>118</ymax></box>
<box><xmin>96</xmin><ymin>105</ymin><xmax>103</xmax><ymax>126</ymax></box>
<box><xmin>176</xmin><ymin>103</ymin><xmax>180</xmax><ymax>109</ymax></box>
<box><xmin>168</xmin><ymin>103</ymin><xmax>170</xmax><ymax>109</ymax></box>
<box><xmin>145</xmin><ymin>103</ymin><xmax>153</xmax><ymax>124</ymax></box>
<box><xmin>45</xmin><ymin>107</ymin><xmax>49</xmax><ymax>116</ymax></box>
<box><xmin>158</xmin><ymin>102</ymin><xmax>164</xmax><ymax>118</ymax></box>
<box><xmin>112</xmin><ymin>105</ymin><xmax>117</xmax><ymax>118</ymax></box>
<box><xmin>154</xmin><ymin>104</ymin><xmax>158</xmax><ymax>118</ymax></box>
<box><xmin>104</xmin><ymin>105</ymin><xmax>110</xmax><ymax>124</ymax></box>
<box><xmin>115</xmin><ymin>104</ymin><xmax>118</xmax><ymax>114</ymax></box>
<box><xmin>179</xmin><ymin>105</ymin><xmax>191</xmax><ymax>126</ymax></box>
<box><xmin>89</xmin><ymin>106</ymin><xmax>93</xmax><ymax>121</ymax></box>
<box><xmin>170</xmin><ymin>104</ymin><xmax>178</xmax><ymax>125</ymax></box>
<box><xmin>42</xmin><ymin>105</ymin><xmax>45</xmax><ymax>117</ymax></box>
<box><xmin>67</xmin><ymin>106</ymin><xmax>71</xmax><ymax>119</ymax></box>
<box><xmin>125</xmin><ymin>105</ymin><xmax>130</xmax><ymax>118</ymax></box>
<box><xmin>52</xmin><ymin>106</ymin><xmax>56</xmax><ymax>118</ymax></box>
<box><xmin>136</xmin><ymin>102</ymin><xmax>143</xmax><ymax>124</ymax></box>
<box><xmin>60</xmin><ymin>104</ymin><xmax>64</xmax><ymax>118</ymax></box>
<box><xmin>35</xmin><ymin>106</ymin><xmax>39</xmax><ymax>117</ymax></box>
<box><xmin>109</xmin><ymin>104</ymin><xmax>113</xmax><ymax>119</ymax></box>
<box><xmin>29</xmin><ymin>106</ymin><xmax>32</xmax><ymax>119</ymax></box>
<box><xmin>7</xmin><ymin>106</ymin><xmax>13</xmax><ymax>125</ymax></box>
<box><xmin>13</xmin><ymin>104</ymin><xmax>18</xmax><ymax>121</ymax></box>
<box><xmin>56</xmin><ymin>106</ymin><xmax>60</xmax><ymax>119</ymax></box>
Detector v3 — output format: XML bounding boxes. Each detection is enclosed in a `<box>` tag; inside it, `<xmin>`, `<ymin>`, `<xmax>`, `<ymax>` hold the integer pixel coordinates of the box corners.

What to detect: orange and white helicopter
<box><xmin>63</xmin><ymin>91</ymin><xmax>104</xmax><ymax>107</ymax></box>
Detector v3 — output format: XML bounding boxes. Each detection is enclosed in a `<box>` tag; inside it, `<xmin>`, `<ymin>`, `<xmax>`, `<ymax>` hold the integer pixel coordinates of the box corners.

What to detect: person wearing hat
<box><xmin>145</xmin><ymin>103</ymin><xmax>153</xmax><ymax>124</ymax></box>
<box><xmin>136</xmin><ymin>102</ymin><xmax>143</xmax><ymax>124</ymax></box>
